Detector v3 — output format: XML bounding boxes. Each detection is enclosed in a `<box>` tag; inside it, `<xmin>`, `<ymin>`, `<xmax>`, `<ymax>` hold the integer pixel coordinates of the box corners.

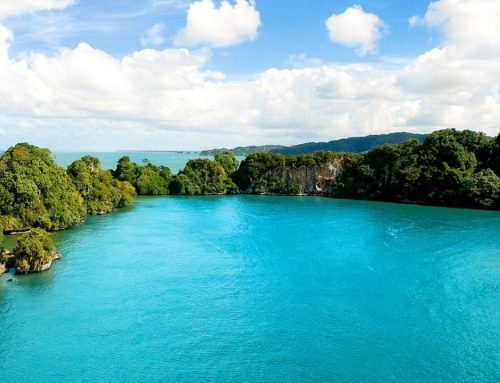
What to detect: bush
<box><xmin>214</xmin><ymin>152</ymin><xmax>240</xmax><ymax>174</ymax></box>
<box><xmin>68</xmin><ymin>156</ymin><xmax>136</xmax><ymax>215</ymax></box>
<box><xmin>0</xmin><ymin>143</ymin><xmax>86</xmax><ymax>231</ymax></box>
<box><xmin>114</xmin><ymin>157</ymin><xmax>172</xmax><ymax>195</ymax></box>
<box><xmin>14</xmin><ymin>229</ymin><xmax>56</xmax><ymax>274</ymax></box>
<box><xmin>172</xmin><ymin>158</ymin><xmax>237</xmax><ymax>195</ymax></box>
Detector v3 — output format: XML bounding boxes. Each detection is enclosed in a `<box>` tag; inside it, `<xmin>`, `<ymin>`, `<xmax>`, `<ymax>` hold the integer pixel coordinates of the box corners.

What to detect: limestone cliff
<box><xmin>237</xmin><ymin>153</ymin><xmax>343</xmax><ymax>196</ymax></box>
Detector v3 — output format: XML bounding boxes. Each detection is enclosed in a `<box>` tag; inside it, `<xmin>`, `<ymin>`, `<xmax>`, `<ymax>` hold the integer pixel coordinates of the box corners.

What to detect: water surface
<box><xmin>1</xmin><ymin>196</ymin><xmax>499</xmax><ymax>382</ymax></box>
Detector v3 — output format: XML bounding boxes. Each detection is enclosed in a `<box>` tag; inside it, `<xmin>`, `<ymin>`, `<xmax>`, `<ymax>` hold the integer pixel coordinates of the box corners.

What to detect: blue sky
<box><xmin>0</xmin><ymin>0</ymin><xmax>498</xmax><ymax>150</ymax></box>
<box><xmin>6</xmin><ymin>0</ymin><xmax>437</xmax><ymax>74</ymax></box>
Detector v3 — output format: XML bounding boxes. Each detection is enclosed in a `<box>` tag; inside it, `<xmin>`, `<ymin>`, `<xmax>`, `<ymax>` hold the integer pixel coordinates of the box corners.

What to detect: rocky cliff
<box><xmin>235</xmin><ymin>152</ymin><xmax>344</xmax><ymax>195</ymax></box>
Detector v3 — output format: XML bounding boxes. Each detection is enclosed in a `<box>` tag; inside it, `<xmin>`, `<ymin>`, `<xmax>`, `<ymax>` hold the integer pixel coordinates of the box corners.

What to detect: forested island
<box><xmin>1</xmin><ymin>129</ymin><xmax>499</xmax><ymax>274</ymax></box>
<box><xmin>200</xmin><ymin>132</ymin><xmax>426</xmax><ymax>156</ymax></box>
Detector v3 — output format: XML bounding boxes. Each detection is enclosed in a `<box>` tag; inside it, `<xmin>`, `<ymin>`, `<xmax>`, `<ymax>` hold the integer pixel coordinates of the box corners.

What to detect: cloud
<box><xmin>325</xmin><ymin>6</ymin><xmax>386</xmax><ymax>56</ymax></box>
<box><xmin>0</xmin><ymin>0</ymin><xmax>499</xmax><ymax>150</ymax></box>
<box><xmin>174</xmin><ymin>0</ymin><xmax>261</xmax><ymax>48</ymax></box>
<box><xmin>409</xmin><ymin>0</ymin><xmax>500</xmax><ymax>56</ymax></box>
<box><xmin>141</xmin><ymin>23</ymin><xmax>165</xmax><ymax>47</ymax></box>
<box><xmin>0</xmin><ymin>0</ymin><xmax>75</xmax><ymax>19</ymax></box>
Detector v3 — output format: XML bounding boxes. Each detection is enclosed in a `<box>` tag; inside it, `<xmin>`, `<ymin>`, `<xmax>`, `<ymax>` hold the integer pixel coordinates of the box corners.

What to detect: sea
<box><xmin>1</xmin><ymin>189</ymin><xmax>499</xmax><ymax>382</ymax></box>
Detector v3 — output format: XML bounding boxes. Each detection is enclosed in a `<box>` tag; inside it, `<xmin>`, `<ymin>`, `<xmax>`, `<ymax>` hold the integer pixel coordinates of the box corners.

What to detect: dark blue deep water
<box><xmin>1</xmin><ymin>196</ymin><xmax>499</xmax><ymax>382</ymax></box>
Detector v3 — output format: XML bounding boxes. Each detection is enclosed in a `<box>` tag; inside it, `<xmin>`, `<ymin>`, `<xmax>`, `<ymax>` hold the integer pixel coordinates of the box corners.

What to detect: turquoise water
<box><xmin>1</xmin><ymin>196</ymin><xmax>499</xmax><ymax>382</ymax></box>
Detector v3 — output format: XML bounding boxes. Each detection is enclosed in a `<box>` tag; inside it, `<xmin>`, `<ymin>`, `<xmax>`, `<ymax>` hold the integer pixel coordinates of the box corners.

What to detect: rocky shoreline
<box><xmin>1</xmin><ymin>248</ymin><xmax>61</xmax><ymax>275</ymax></box>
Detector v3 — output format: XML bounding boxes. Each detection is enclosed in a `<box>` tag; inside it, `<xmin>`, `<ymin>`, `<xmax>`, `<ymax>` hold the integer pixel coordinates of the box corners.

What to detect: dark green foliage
<box><xmin>0</xmin><ymin>143</ymin><xmax>86</xmax><ymax>231</ymax></box>
<box><xmin>169</xmin><ymin>174</ymin><xmax>201</xmax><ymax>195</ymax></box>
<box><xmin>14</xmin><ymin>228</ymin><xmax>55</xmax><ymax>274</ymax></box>
<box><xmin>234</xmin><ymin>129</ymin><xmax>499</xmax><ymax>209</ymax></box>
<box><xmin>68</xmin><ymin>156</ymin><xmax>136</xmax><ymax>215</ymax></box>
<box><xmin>172</xmin><ymin>158</ymin><xmax>238</xmax><ymax>195</ymax></box>
<box><xmin>114</xmin><ymin>157</ymin><xmax>172</xmax><ymax>195</ymax></box>
<box><xmin>335</xmin><ymin>129</ymin><xmax>499</xmax><ymax>209</ymax></box>
<box><xmin>465</xmin><ymin>169</ymin><xmax>499</xmax><ymax>209</ymax></box>
<box><xmin>214</xmin><ymin>152</ymin><xmax>240</xmax><ymax>174</ymax></box>
<box><xmin>489</xmin><ymin>133</ymin><xmax>500</xmax><ymax>175</ymax></box>
<box><xmin>335</xmin><ymin>140</ymin><xmax>421</xmax><ymax>201</ymax></box>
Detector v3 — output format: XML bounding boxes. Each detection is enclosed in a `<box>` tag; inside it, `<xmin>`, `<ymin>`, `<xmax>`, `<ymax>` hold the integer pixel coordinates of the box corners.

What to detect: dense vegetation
<box><xmin>170</xmin><ymin>157</ymin><xmax>238</xmax><ymax>195</ymax></box>
<box><xmin>214</xmin><ymin>153</ymin><xmax>240</xmax><ymax>175</ymax></box>
<box><xmin>275</xmin><ymin>132</ymin><xmax>426</xmax><ymax>155</ymax></box>
<box><xmin>68</xmin><ymin>156</ymin><xmax>136</xmax><ymax>215</ymax></box>
<box><xmin>201</xmin><ymin>132</ymin><xmax>425</xmax><ymax>156</ymax></box>
<box><xmin>0</xmin><ymin>224</ymin><xmax>3</xmax><ymax>252</ymax></box>
<box><xmin>235</xmin><ymin>129</ymin><xmax>499</xmax><ymax>209</ymax></box>
<box><xmin>0</xmin><ymin>143</ymin><xmax>86</xmax><ymax>231</ymax></box>
<box><xmin>0</xmin><ymin>144</ymin><xmax>136</xmax><ymax>235</ymax></box>
<box><xmin>114</xmin><ymin>156</ymin><xmax>172</xmax><ymax>195</ymax></box>
<box><xmin>14</xmin><ymin>229</ymin><xmax>56</xmax><ymax>274</ymax></box>
<box><xmin>335</xmin><ymin>130</ymin><xmax>500</xmax><ymax>209</ymax></box>
<box><xmin>112</xmin><ymin>154</ymin><xmax>239</xmax><ymax>196</ymax></box>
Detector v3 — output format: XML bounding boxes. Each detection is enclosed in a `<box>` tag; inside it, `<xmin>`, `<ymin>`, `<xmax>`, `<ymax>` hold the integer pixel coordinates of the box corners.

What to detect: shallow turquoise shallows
<box><xmin>1</xmin><ymin>196</ymin><xmax>499</xmax><ymax>382</ymax></box>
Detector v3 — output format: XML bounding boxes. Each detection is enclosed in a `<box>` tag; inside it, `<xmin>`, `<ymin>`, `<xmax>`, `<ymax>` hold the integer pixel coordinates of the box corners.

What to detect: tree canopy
<box><xmin>14</xmin><ymin>228</ymin><xmax>56</xmax><ymax>274</ymax></box>
<box><xmin>68</xmin><ymin>156</ymin><xmax>136</xmax><ymax>215</ymax></box>
<box><xmin>114</xmin><ymin>156</ymin><xmax>172</xmax><ymax>195</ymax></box>
<box><xmin>214</xmin><ymin>153</ymin><xmax>240</xmax><ymax>175</ymax></box>
<box><xmin>0</xmin><ymin>143</ymin><xmax>86</xmax><ymax>231</ymax></box>
<box><xmin>172</xmin><ymin>158</ymin><xmax>238</xmax><ymax>195</ymax></box>
<box><xmin>334</xmin><ymin>130</ymin><xmax>499</xmax><ymax>209</ymax></box>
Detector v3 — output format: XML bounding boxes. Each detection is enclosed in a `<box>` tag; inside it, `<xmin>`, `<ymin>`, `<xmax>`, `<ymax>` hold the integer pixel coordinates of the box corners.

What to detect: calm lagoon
<box><xmin>1</xmin><ymin>196</ymin><xmax>499</xmax><ymax>382</ymax></box>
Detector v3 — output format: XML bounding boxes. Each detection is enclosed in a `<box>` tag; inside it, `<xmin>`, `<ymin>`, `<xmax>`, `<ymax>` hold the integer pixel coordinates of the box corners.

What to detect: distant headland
<box><xmin>200</xmin><ymin>132</ymin><xmax>426</xmax><ymax>156</ymax></box>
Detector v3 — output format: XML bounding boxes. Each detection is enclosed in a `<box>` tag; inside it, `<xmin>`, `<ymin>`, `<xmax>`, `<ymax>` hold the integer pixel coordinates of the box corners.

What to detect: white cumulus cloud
<box><xmin>141</xmin><ymin>23</ymin><xmax>166</xmax><ymax>47</ymax></box>
<box><xmin>0</xmin><ymin>0</ymin><xmax>75</xmax><ymax>19</ymax></box>
<box><xmin>174</xmin><ymin>0</ymin><xmax>261</xmax><ymax>48</ymax></box>
<box><xmin>325</xmin><ymin>6</ymin><xmax>386</xmax><ymax>56</ymax></box>
<box><xmin>409</xmin><ymin>0</ymin><xmax>500</xmax><ymax>56</ymax></box>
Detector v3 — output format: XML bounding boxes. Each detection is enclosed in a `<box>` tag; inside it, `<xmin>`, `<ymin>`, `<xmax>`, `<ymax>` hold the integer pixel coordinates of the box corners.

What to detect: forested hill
<box><xmin>200</xmin><ymin>132</ymin><xmax>425</xmax><ymax>156</ymax></box>
<box><xmin>274</xmin><ymin>132</ymin><xmax>426</xmax><ymax>155</ymax></box>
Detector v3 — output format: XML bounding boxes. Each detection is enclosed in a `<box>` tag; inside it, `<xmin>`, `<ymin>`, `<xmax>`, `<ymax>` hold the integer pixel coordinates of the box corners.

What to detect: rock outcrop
<box><xmin>1</xmin><ymin>249</ymin><xmax>13</xmax><ymax>275</ymax></box>
<box><xmin>16</xmin><ymin>252</ymin><xmax>61</xmax><ymax>274</ymax></box>
<box><xmin>242</xmin><ymin>159</ymin><xmax>343</xmax><ymax>196</ymax></box>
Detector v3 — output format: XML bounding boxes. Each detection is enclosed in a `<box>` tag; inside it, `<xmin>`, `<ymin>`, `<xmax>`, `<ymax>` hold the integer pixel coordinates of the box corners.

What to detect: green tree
<box><xmin>169</xmin><ymin>174</ymin><xmax>201</xmax><ymax>195</ymax></box>
<box><xmin>114</xmin><ymin>156</ymin><xmax>172</xmax><ymax>195</ymax></box>
<box><xmin>173</xmin><ymin>158</ymin><xmax>237</xmax><ymax>195</ymax></box>
<box><xmin>14</xmin><ymin>228</ymin><xmax>56</xmax><ymax>274</ymax></box>
<box><xmin>68</xmin><ymin>156</ymin><xmax>136</xmax><ymax>215</ymax></box>
<box><xmin>214</xmin><ymin>152</ymin><xmax>240</xmax><ymax>175</ymax></box>
<box><xmin>418</xmin><ymin>129</ymin><xmax>478</xmax><ymax>206</ymax></box>
<box><xmin>0</xmin><ymin>143</ymin><xmax>86</xmax><ymax>231</ymax></box>
<box><xmin>490</xmin><ymin>134</ymin><xmax>500</xmax><ymax>175</ymax></box>
<box><xmin>466</xmin><ymin>169</ymin><xmax>500</xmax><ymax>209</ymax></box>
